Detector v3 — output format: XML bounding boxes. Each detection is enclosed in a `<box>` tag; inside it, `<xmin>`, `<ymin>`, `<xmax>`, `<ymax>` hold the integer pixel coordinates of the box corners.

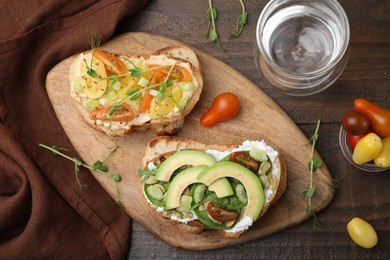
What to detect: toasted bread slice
<box><xmin>140</xmin><ymin>136</ymin><xmax>287</xmax><ymax>238</ymax></box>
<box><xmin>69</xmin><ymin>46</ymin><xmax>203</xmax><ymax>137</ymax></box>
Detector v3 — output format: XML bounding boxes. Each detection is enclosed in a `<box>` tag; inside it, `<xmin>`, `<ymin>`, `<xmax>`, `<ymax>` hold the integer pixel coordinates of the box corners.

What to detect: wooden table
<box><xmin>116</xmin><ymin>1</ymin><xmax>390</xmax><ymax>258</ymax></box>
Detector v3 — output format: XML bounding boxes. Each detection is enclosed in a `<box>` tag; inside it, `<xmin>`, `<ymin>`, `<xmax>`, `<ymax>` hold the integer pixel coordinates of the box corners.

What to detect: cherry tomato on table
<box><xmin>347</xmin><ymin>127</ymin><xmax>374</xmax><ymax>150</ymax></box>
<box><xmin>352</xmin><ymin>133</ymin><xmax>383</xmax><ymax>165</ymax></box>
<box><xmin>347</xmin><ymin>217</ymin><xmax>378</xmax><ymax>249</ymax></box>
<box><xmin>342</xmin><ymin>110</ymin><xmax>370</xmax><ymax>135</ymax></box>
<box><xmin>200</xmin><ymin>92</ymin><xmax>240</xmax><ymax>127</ymax></box>
<box><xmin>354</xmin><ymin>98</ymin><xmax>390</xmax><ymax>137</ymax></box>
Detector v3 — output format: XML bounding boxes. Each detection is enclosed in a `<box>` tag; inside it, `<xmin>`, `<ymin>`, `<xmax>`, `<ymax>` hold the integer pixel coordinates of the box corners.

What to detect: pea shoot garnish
<box><xmin>230</xmin><ymin>0</ymin><xmax>248</xmax><ymax>39</ymax></box>
<box><xmin>39</xmin><ymin>143</ymin><xmax>123</xmax><ymax>208</ymax></box>
<box><xmin>83</xmin><ymin>32</ymin><xmax>101</xmax><ymax>78</ymax></box>
<box><xmin>302</xmin><ymin>119</ymin><xmax>322</xmax><ymax>229</ymax></box>
<box><xmin>206</xmin><ymin>0</ymin><xmax>224</xmax><ymax>50</ymax></box>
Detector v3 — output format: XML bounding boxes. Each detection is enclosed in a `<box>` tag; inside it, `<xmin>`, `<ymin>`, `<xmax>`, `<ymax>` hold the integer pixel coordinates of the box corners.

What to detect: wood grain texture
<box><xmin>46</xmin><ymin>32</ymin><xmax>334</xmax><ymax>250</ymax></box>
<box><xmin>111</xmin><ymin>0</ymin><xmax>389</xmax><ymax>258</ymax></box>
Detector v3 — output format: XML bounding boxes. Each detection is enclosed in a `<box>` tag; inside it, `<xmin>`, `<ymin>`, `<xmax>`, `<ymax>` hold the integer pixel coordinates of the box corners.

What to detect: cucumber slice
<box><xmin>179</xmin><ymin>195</ymin><xmax>193</xmax><ymax>211</ymax></box>
<box><xmin>178</xmin><ymin>82</ymin><xmax>195</xmax><ymax>92</ymax></box>
<box><xmin>193</xmin><ymin>184</ymin><xmax>207</xmax><ymax>203</ymax></box>
<box><xmin>99</xmin><ymin>89</ymin><xmax>117</xmax><ymax>106</ymax></box>
<box><xmin>138</xmin><ymin>77</ymin><xmax>150</xmax><ymax>88</ymax></box>
<box><xmin>249</xmin><ymin>147</ymin><xmax>268</xmax><ymax>162</ymax></box>
<box><xmin>73</xmin><ymin>76</ymin><xmax>85</xmax><ymax>93</ymax></box>
<box><xmin>111</xmin><ymin>81</ymin><xmax>122</xmax><ymax>91</ymax></box>
<box><xmin>146</xmin><ymin>184</ymin><xmax>164</xmax><ymax>200</ymax></box>
<box><xmin>82</xmin><ymin>99</ymin><xmax>100</xmax><ymax>110</ymax></box>
<box><xmin>235</xmin><ymin>184</ymin><xmax>248</xmax><ymax>204</ymax></box>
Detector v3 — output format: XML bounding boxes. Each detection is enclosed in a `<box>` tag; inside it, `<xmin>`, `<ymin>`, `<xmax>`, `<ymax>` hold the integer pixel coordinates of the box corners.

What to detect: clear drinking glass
<box><xmin>254</xmin><ymin>0</ymin><xmax>350</xmax><ymax>96</ymax></box>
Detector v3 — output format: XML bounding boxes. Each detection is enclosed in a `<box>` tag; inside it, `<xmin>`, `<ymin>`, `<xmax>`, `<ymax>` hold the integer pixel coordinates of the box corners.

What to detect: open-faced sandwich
<box><xmin>69</xmin><ymin>45</ymin><xmax>203</xmax><ymax>136</ymax></box>
<box><xmin>139</xmin><ymin>136</ymin><xmax>287</xmax><ymax>238</ymax></box>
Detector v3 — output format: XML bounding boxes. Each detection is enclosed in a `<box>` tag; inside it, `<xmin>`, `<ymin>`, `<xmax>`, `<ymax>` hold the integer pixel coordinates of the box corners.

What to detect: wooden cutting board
<box><xmin>46</xmin><ymin>32</ymin><xmax>334</xmax><ymax>250</ymax></box>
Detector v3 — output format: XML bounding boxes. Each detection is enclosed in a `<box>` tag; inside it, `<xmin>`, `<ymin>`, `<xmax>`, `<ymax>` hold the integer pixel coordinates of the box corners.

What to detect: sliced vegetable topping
<box><xmin>81</xmin><ymin>57</ymin><xmax>107</xmax><ymax>99</ymax></box>
<box><xmin>73</xmin><ymin>50</ymin><xmax>198</xmax><ymax>127</ymax></box>
<box><xmin>139</xmin><ymin>144</ymin><xmax>276</xmax><ymax>231</ymax></box>
<box><xmin>93</xmin><ymin>49</ymin><xmax>128</xmax><ymax>75</ymax></box>
<box><xmin>90</xmin><ymin>103</ymin><xmax>135</xmax><ymax>122</ymax></box>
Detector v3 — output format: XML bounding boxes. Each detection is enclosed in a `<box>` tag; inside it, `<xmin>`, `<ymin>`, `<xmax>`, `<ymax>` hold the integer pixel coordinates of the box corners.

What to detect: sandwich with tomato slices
<box><xmin>69</xmin><ymin>45</ymin><xmax>203</xmax><ymax>136</ymax></box>
<box><xmin>138</xmin><ymin>136</ymin><xmax>287</xmax><ymax>238</ymax></box>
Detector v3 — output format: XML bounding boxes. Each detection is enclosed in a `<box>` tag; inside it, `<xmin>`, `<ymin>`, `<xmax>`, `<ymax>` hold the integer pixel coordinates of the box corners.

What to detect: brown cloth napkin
<box><xmin>0</xmin><ymin>0</ymin><xmax>149</xmax><ymax>259</ymax></box>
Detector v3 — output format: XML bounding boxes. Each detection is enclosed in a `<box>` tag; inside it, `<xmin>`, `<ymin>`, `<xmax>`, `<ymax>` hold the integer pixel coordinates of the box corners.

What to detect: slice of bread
<box><xmin>69</xmin><ymin>46</ymin><xmax>203</xmax><ymax>137</ymax></box>
<box><xmin>140</xmin><ymin>136</ymin><xmax>287</xmax><ymax>238</ymax></box>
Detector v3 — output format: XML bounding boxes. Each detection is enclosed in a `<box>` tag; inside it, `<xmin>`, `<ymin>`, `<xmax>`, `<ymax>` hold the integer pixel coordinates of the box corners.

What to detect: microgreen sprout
<box><xmin>39</xmin><ymin>143</ymin><xmax>123</xmax><ymax>207</ymax></box>
<box><xmin>83</xmin><ymin>33</ymin><xmax>102</xmax><ymax>79</ymax></box>
<box><xmin>302</xmin><ymin>119</ymin><xmax>322</xmax><ymax>229</ymax></box>
<box><xmin>156</xmin><ymin>63</ymin><xmax>176</xmax><ymax>100</ymax></box>
<box><xmin>206</xmin><ymin>0</ymin><xmax>224</xmax><ymax>50</ymax></box>
<box><xmin>230</xmin><ymin>0</ymin><xmax>248</xmax><ymax>38</ymax></box>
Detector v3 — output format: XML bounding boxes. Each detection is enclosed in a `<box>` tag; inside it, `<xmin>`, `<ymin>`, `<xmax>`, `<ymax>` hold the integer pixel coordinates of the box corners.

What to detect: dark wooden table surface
<box><xmin>116</xmin><ymin>0</ymin><xmax>390</xmax><ymax>258</ymax></box>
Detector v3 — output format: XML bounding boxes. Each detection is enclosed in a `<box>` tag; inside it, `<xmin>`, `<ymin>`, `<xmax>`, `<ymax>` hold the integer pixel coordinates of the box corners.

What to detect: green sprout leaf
<box><xmin>87</xmin><ymin>69</ymin><xmax>99</xmax><ymax>78</ymax></box>
<box><xmin>205</xmin><ymin>0</ymin><xmax>225</xmax><ymax>50</ymax></box>
<box><xmin>112</xmin><ymin>174</ymin><xmax>121</xmax><ymax>182</ymax></box>
<box><xmin>307</xmin><ymin>157</ymin><xmax>323</xmax><ymax>172</ymax></box>
<box><xmin>130</xmin><ymin>67</ymin><xmax>143</xmax><ymax>78</ymax></box>
<box><xmin>230</xmin><ymin>0</ymin><xmax>248</xmax><ymax>38</ymax></box>
<box><xmin>303</xmin><ymin>119</ymin><xmax>322</xmax><ymax>228</ymax></box>
<box><xmin>302</xmin><ymin>187</ymin><xmax>315</xmax><ymax>198</ymax></box>
<box><xmin>209</xmin><ymin>30</ymin><xmax>218</xmax><ymax>42</ymax></box>
<box><xmin>39</xmin><ymin>143</ymin><xmax>123</xmax><ymax>207</ymax></box>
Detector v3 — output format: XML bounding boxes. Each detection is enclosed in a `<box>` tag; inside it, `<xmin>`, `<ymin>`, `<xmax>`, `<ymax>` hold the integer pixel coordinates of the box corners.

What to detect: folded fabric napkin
<box><xmin>0</xmin><ymin>0</ymin><xmax>149</xmax><ymax>258</ymax></box>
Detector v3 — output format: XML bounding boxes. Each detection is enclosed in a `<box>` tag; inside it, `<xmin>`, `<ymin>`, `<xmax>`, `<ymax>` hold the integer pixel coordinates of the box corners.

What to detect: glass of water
<box><xmin>254</xmin><ymin>0</ymin><xmax>350</xmax><ymax>96</ymax></box>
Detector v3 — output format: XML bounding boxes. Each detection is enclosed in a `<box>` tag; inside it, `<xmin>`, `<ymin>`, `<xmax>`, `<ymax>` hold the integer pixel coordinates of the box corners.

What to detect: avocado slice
<box><xmin>155</xmin><ymin>150</ymin><xmax>216</xmax><ymax>182</ymax></box>
<box><xmin>165</xmin><ymin>165</ymin><xmax>206</xmax><ymax>210</ymax></box>
<box><xmin>165</xmin><ymin>164</ymin><xmax>234</xmax><ymax>210</ymax></box>
<box><xmin>197</xmin><ymin>161</ymin><xmax>264</xmax><ymax>220</ymax></box>
<box><xmin>155</xmin><ymin>150</ymin><xmax>234</xmax><ymax>198</ymax></box>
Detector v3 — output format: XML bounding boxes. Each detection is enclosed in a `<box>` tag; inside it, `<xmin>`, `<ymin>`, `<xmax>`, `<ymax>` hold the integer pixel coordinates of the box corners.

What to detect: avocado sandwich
<box><xmin>138</xmin><ymin>136</ymin><xmax>287</xmax><ymax>238</ymax></box>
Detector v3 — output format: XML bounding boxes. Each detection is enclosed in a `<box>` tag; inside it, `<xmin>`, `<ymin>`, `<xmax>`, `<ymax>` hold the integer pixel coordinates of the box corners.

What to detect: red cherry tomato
<box><xmin>347</xmin><ymin>127</ymin><xmax>374</xmax><ymax>150</ymax></box>
<box><xmin>90</xmin><ymin>103</ymin><xmax>135</xmax><ymax>122</ymax></box>
<box><xmin>93</xmin><ymin>49</ymin><xmax>128</xmax><ymax>75</ymax></box>
<box><xmin>229</xmin><ymin>151</ymin><xmax>259</xmax><ymax>172</ymax></box>
<box><xmin>207</xmin><ymin>202</ymin><xmax>239</xmax><ymax>222</ymax></box>
<box><xmin>354</xmin><ymin>98</ymin><xmax>390</xmax><ymax>137</ymax></box>
<box><xmin>200</xmin><ymin>92</ymin><xmax>240</xmax><ymax>127</ymax></box>
<box><xmin>342</xmin><ymin>110</ymin><xmax>370</xmax><ymax>135</ymax></box>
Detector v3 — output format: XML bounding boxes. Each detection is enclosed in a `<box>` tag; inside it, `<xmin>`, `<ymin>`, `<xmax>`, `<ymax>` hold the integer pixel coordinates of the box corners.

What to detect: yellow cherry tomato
<box><xmin>347</xmin><ymin>217</ymin><xmax>378</xmax><ymax>249</ymax></box>
<box><xmin>352</xmin><ymin>133</ymin><xmax>383</xmax><ymax>165</ymax></box>
<box><xmin>81</xmin><ymin>57</ymin><xmax>107</xmax><ymax>99</ymax></box>
<box><xmin>149</xmin><ymin>84</ymin><xmax>182</xmax><ymax>119</ymax></box>
<box><xmin>374</xmin><ymin>137</ymin><xmax>390</xmax><ymax>168</ymax></box>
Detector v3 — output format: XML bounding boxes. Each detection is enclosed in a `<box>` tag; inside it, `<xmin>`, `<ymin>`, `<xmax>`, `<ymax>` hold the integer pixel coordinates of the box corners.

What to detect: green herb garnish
<box><xmin>39</xmin><ymin>143</ymin><xmax>123</xmax><ymax>208</ymax></box>
<box><xmin>230</xmin><ymin>0</ymin><xmax>248</xmax><ymax>38</ymax></box>
<box><xmin>302</xmin><ymin>119</ymin><xmax>321</xmax><ymax>229</ymax></box>
<box><xmin>83</xmin><ymin>32</ymin><xmax>101</xmax><ymax>79</ymax></box>
<box><xmin>206</xmin><ymin>0</ymin><xmax>224</xmax><ymax>50</ymax></box>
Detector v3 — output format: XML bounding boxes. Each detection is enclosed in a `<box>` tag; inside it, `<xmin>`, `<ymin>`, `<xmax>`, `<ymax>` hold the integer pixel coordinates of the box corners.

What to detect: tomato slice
<box><xmin>148</xmin><ymin>65</ymin><xmax>191</xmax><ymax>82</ymax></box>
<box><xmin>170</xmin><ymin>66</ymin><xmax>191</xmax><ymax>82</ymax></box>
<box><xmin>207</xmin><ymin>202</ymin><xmax>239</xmax><ymax>222</ymax></box>
<box><xmin>90</xmin><ymin>103</ymin><xmax>135</xmax><ymax>122</ymax></box>
<box><xmin>93</xmin><ymin>49</ymin><xmax>128</xmax><ymax>75</ymax></box>
<box><xmin>139</xmin><ymin>89</ymin><xmax>154</xmax><ymax>113</ymax></box>
<box><xmin>229</xmin><ymin>151</ymin><xmax>259</xmax><ymax>172</ymax></box>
